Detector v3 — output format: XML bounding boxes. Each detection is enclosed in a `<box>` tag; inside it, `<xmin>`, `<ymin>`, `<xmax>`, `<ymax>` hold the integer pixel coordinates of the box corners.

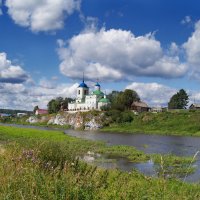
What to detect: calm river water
<box><xmin>1</xmin><ymin>123</ymin><xmax>200</xmax><ymax>183</ymax></box>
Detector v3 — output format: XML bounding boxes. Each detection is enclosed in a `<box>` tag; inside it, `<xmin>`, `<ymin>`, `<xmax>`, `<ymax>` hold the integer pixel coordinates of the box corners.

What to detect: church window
<box><xmin>78</xmin><ymin>90</ymin><xmax>80</xmax><ymax>95</ymax></box>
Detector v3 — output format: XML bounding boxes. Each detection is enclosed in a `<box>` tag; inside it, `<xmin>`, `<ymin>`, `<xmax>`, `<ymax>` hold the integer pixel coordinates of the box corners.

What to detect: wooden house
<box><xmin>131</xmin><ymin>101</ymin><xmax>150</xmax><ymax>113</ymax></box>
<box><xmin>189</xmin><ymin>104</ymin><xmax>200</xmax><ymax>110</ymax></box>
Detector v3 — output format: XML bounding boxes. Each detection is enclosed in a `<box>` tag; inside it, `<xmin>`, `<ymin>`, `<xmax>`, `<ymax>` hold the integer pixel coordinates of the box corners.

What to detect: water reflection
<box><xmin>66</xmin><ymin>129</ymin><xmax>200</xmax><ymax>157</ymax></box>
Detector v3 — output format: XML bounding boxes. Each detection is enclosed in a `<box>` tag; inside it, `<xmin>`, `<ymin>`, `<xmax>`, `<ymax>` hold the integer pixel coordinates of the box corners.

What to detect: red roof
<box><xmin>36</xmin><ymin>109</ymin><xmax>48</xmax><ymax>115</ymax></box>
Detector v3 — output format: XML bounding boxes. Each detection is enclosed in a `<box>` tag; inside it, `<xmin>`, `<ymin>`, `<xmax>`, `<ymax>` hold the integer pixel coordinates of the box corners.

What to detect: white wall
<box><xmin>77</xmin><ymin>87</ymin><xmax>89</xmax><ymax>99</ymax></box>
<box><xmin>85</xmin><ymin>95</ymin><xmax>98</xmax><ymax>109</ymax></box>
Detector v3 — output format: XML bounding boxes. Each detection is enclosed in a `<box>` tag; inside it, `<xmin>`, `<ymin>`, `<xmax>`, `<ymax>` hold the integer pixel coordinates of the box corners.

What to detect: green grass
<box><xmin>0</xmin><ymin>125</ymin><xmax>200</xmax><ymax>199</ymax></box>
<box><xmin>0</xmin><ymin>125</ymin><xmax>194</xmax><ymax>166</ymax></box>
<box><xmin>103</xmin><ymin>111</ymin><xmax>200</xmax><ymax>136</ymax></box>
<box><xmin>0</xmin><ymin>116</ymin><xmax>71</xmax><ymax>129</ymax></box>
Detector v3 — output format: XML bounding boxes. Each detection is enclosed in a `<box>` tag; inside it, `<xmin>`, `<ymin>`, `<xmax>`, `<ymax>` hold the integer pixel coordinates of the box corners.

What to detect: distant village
<box><xmin>0</xmin><ymin>79</ymin><xmax>199</xmax><ymax>118</ymax></box>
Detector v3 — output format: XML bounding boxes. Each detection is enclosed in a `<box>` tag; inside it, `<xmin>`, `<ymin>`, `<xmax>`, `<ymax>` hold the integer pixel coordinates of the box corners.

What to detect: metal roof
<box><xmin>78</xmin><ymin>81</ymin><xmax>88</xmax><ymax>88</ymax></box>
<box><xmin>131</xmin><ymin>101</ymin><xmax>149</xmax><ymax>108</ymax></box>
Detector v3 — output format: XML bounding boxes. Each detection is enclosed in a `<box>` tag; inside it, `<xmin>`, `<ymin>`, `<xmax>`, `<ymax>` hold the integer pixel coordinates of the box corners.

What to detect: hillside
<box><xmin>0</xmin><ymin>111</ymin><xmax>106</xmax><ymax>130</ymax></box>
<box><xmin>103</xmin><ymin>110</ymin><xmax>200</xmax><ymax>136</ymax></box>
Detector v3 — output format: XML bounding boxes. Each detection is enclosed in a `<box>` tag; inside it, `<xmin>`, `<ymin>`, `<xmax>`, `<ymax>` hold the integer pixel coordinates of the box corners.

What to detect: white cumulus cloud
<box><xmin>0</xmin><ymin>52</ymin><xmax>29</xmax><ymax>83</ymax></box>
<box><xmin>183</xmin><ymin>20</ymin><xmax>200</xmax><ymax>81</ymax></box>
<box><xmin>181</xmin><ymin>16</ymin><xmax>192</xmax><ymax>25</ymax></box>
<box><xmin>126</xmin><ymin>82</ymin><xmax>177</xmax><ymax>106</ymax></box>
<box><xmin>0</xmin><ymin>80</ymin><xmax>78</xmax><ymax>110</ymax></box>
<box><xmin>0</xmin><ymin>52</ymin><xmax>82</xmax><ymax>110</ymax></box>
<box><xmin>0</xmin><ymin>0</ymin><xmax>2</xmax><ymax>15</ymax></box>
<box><xmin>57</xmin><ymin>28</ymin><xmax>187</xmax><ymax>82</ymax></box>
<box><xmin>5</xmin><ymin>0</ymin><xmax>81</xmax><ymax>32</ymax></box>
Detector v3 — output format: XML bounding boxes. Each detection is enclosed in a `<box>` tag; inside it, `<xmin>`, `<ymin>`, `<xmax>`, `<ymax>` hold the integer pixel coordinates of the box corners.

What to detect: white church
<box><xmin>68</xmin><ymin>79</ymin><xmax>110</xmax><ymax>111</ymax></box>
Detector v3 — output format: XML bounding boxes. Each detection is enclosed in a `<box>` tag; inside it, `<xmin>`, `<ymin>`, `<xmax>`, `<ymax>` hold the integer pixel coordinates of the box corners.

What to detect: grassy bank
<box><xmin>103</xmin><ymin>110</ymin><xmax>200</xmax><ymax>136</ymax></box>
<box><xmin>0</xmin><ymin>115</ymin><xmax>71</xmax><ymax>129</ymax></box>
<box><xmin>0</xmin><ymin>125</ymin><xmax>200</xmax><ymax>199</ymax></box>
<box><xmin>0</xmin><ymin>126</ymin><xmax>192</xmax><ymax>167</ymax></box>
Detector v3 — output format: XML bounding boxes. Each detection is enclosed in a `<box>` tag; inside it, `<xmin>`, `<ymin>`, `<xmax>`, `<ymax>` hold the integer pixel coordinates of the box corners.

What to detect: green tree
<box><xmin>33</xmin><ymin>105</ymin><xmax>39</xmax><ymax>114</ymax></box>
<box><xmin>110</xmin><ymin>89</ymin><xmax>140</xmax><ymax>111</ymax></box>
<box><xmin>107</xmin><ymin>91</ymin><xmax>120</xmax><ymax>104</ymax></box>
<box><xmin>168</xmin><ymin>89</ymin><xmax>189</xmax><ymax>109</ymax></box>
<box><xmin>47</xmin><ymin>99</ymin><xmax>60</xmax><ymax>114</ymax></box>
<box><xmin>47</xmin><ymin>97</ymin><xmax>74</xmax><ymax>113</ymax></box>
<box><xmin>111</xmin><ymin>91</ymin><xmax>125</xmax><ymax>111</ymax></box>
<box><xmin>122</xmin><ymin>89</ymin><xmax>140</xmax><ymax>110</ymax></box>
<box><xmin>61</xmin><ymin>97</ymin><xmax>74</xmax><ymax>111</ymax></box>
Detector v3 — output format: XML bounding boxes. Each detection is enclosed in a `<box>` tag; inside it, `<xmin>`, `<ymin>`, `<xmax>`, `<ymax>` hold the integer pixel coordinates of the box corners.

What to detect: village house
<box><xmin>35</xmin><ymin>109</ymin><xmax>48</xmax><ymax>115</ymax></box>
<box><xmin>151</xmin><ymin>106</ymin><xmax>163</xmax><ymax>113</ymax></box>
<box><xmin>0</xmin><ymin>113</ymin><xmax>11</xmax><ymax>117</ymax></box>
<box><xmin>131</xmin><ymin>101</ymin><xmax>150</xmax><ymax>113</ymax></box>
<box><xmin>189</xmin><ymin>104</ymin><xmax>200</xmax><ymax>110</ymax></box>
<box><xmin>17</xmin><ymin>113</ymin><xmax>28</xmax><ymax>117</ymax></box>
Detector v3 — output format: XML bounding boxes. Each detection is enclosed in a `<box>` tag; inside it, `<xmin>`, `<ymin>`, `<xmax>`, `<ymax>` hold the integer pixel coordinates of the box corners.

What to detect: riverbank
<box><xmin>2</xmin><ymin>110</ymin><xmax>200</xmax><ymax>136</ymax></box>
<box><xmin>0</xmin><ymin>125</ymin><xmax>200</xmax><ymax>199</ymax></box>
<box><xmin>103</xmin><ymin>111</ymin><xmax>200</xmax><ymax>136</ymax></box>
<box><xmin>0</xmin><ymin>110</ymin><xmax>105</xmax><ymax>130</ymax></box>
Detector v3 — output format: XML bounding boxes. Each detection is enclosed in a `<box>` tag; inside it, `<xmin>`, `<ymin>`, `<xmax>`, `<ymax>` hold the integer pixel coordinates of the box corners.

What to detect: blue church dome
<box><xmin>78</xmin><ymin>81</ymin><xmax>88</xmax><ymax>88</ymax></box>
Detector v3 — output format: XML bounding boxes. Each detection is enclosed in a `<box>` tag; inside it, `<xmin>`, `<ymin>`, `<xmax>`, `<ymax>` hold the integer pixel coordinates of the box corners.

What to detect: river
<box><xmin>1</xmin><ymin>123</ymin><xmax>200</xmax><ymax>183</ymax></box>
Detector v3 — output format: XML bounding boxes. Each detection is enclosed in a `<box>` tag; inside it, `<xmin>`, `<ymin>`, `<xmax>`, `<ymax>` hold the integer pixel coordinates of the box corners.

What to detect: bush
<box><xmin>121</xmin><ymin>111</ymin><xmax>134</xmax><ymax>123</ymax></box>
<box><xmin>189</xmin><ymin>109</ymin><xmax>196</xmax><ymax>113</ymax></box>
<box><xmin>105</xmin><ymin>110</ymin><xmax>134</xmax><ymax>123</ymax></box>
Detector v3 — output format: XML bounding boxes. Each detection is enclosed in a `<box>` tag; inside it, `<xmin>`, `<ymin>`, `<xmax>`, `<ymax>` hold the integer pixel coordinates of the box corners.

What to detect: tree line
<box><xmin>47</xmin><ymin>97</ymin><xmax>74</xmax><ymax>114</ymax></box>
<box><xmin>0</xmin><ymin>109</ymin><xmax>32</xmax><ymax>115</ymax></box>
<box><xmin>43</xmin><ymin>89</ymin><xmax>140</xmax><ymax>114</ymax></box>
<box><xmin>34</xmin><ymin>88</ymin><xmax>189</xmax><ymax>114</ymax></box>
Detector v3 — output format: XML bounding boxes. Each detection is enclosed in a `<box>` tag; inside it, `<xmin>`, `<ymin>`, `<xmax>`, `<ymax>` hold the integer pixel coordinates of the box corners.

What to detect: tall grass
<box><xmin>1</xmin><ymin>142</ymin><xmax>200</xmax><ymax>199</ymax></box>
<box><xmin>0</xmin><ymin>125</ymin><xmax>200</xmax><ymax>199</ymax></box>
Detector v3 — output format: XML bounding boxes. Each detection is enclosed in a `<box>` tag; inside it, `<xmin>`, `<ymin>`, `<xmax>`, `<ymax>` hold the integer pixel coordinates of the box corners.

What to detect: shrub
<box><xmin>121</xmin><ymin>111</ymin><xmax>134</xmax><ymax>123</ymax></box>
<box><xmin>104</xmin><ymin>110</ymin><xmax>134</xmax><ymax>123</ymax></box>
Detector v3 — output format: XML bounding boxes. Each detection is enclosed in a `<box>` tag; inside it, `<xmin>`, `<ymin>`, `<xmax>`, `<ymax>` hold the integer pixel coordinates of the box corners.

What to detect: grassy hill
<box><xmin>103</xmin><ymin>110</ymin><xmax>200</xmax><ymax>136</ymax></box>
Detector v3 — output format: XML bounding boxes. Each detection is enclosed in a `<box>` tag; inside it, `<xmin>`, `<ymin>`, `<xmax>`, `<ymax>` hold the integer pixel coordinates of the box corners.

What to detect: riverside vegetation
<box><xmin>0</xmin><ymin>125</ymin><xmax>200</xmax><ymax>199</ymax></box>
<box><xmin>3</xmin><ymin>109</ymin><xmax>200</xmax><ymax>136</ymax></box>
<box><xmin>103</xmin><ymin>110</ymin><xmax>200</xmax><ymax>136</ymax></box>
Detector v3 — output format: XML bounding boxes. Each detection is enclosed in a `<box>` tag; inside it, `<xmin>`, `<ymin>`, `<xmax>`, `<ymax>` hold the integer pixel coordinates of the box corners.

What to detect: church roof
<box><xmin>99</xmin><ymin>98</ymin><xmax>110</xmax><ymax>103</ymax></box>
<box><xmin>78</xmin><ymin>81</ymin><xmax>88</xmax><ymax>88</ymax></box>
<box><xmin>92</xmin><ymin>90</ymin><xmax>104</xmax><ymax>96</ymax></box>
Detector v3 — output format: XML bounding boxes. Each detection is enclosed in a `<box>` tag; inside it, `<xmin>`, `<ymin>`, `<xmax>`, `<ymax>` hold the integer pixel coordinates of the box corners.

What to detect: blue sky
<box><xmin>1</xmin><ymin>0</ymin><xmax>200</xmax><ymax>110</ymax></box>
